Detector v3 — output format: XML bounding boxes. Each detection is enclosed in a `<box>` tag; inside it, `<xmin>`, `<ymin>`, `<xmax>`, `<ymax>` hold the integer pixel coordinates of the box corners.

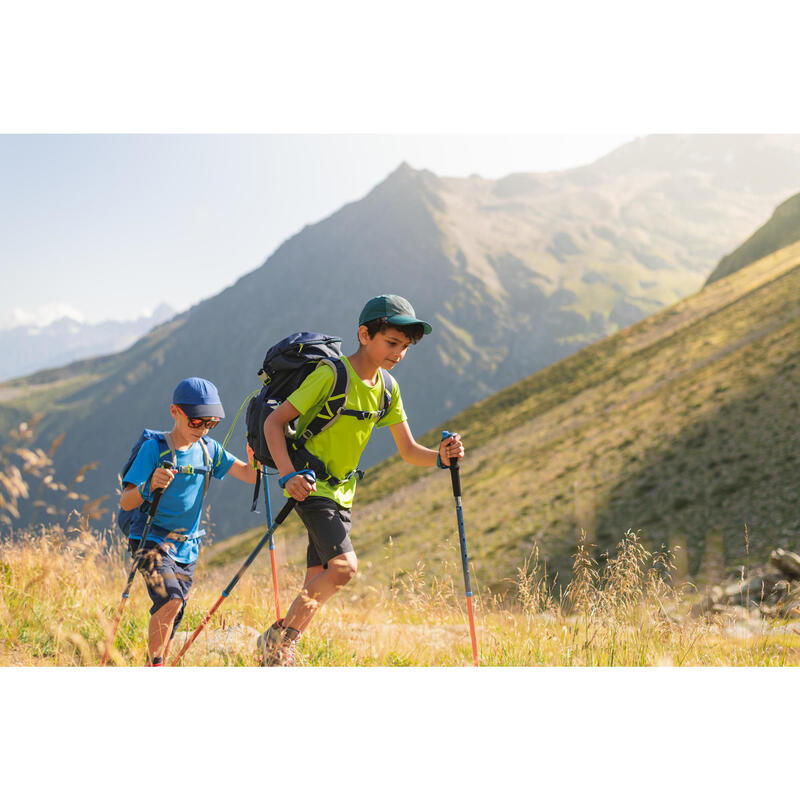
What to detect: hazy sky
<box><xmin>0</xmin><ymin>134</ymin><xmax>637</xmax><ymax>328</ymax></box>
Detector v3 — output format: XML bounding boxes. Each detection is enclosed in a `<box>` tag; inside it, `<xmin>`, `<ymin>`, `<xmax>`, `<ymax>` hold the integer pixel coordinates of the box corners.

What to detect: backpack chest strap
<box><xmin>306</xmin><ymin>364</ymin><xmax>394</xmax><ymax>430</ymax></box>
<box><xmin>160</xmin><ymin>433</ymin><xmax>212</xmax><ymax>499</ymax></box>
<box><xmin>339</xmin><ymin>408</ymin><xmax>385</xmax><ymax>422</ymax></box>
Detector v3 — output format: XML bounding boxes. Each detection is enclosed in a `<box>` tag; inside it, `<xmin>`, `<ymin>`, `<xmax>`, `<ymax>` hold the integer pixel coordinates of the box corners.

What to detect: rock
<box><xmin>769</xmin><ymin>580</ymin><xmax>791</xmax><ymax>602</ymax></box>
<box><xmin>760</xmin><ymin>604</ymin><xmax>778</xmax><ymax>619</ymax></box>
<box><xmin>691</xmin><ymin>586</ymin><xmax>726</xmax><ymax>617</ymax></box>
<box><xmin>780</xmin><ymin>598</ymin><xmax>800</xmax><ymax>617</ymax></box>
<box><xmin>724</xmin><ymin>575</ymin><xmax>780</xmax><ymax>603</ymax></box>
<box><xmin>770</xmin><ymin>548</ymin><xmax>800</xmax><ymax>578</ymax></box>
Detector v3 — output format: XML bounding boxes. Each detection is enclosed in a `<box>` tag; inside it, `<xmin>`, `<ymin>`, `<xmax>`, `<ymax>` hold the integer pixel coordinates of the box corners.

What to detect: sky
<box><xmin>0</xmin><ymin>133</ymin><xmax>638</xmax><ymax>329</ymax></box>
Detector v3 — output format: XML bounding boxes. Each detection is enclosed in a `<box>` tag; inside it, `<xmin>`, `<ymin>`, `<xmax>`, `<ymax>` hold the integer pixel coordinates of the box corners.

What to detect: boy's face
<box><xmin>170</xmin><ymin>404</ymin><xmax>219</xmax><ymax>440</ymax></box>
<box><xmin>359</xmin><ymin>325</ymin><xmax>412</xmax><ymax>370</ymax></box>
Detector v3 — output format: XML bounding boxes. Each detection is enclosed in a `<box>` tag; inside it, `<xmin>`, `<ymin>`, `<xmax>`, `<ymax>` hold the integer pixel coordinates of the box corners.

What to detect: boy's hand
<box><xmin>149</xmin><ymin>466</ymin><xmax>176</xmax><ymax>494</ymax></box>
<box><xmin>286</xmin><ymin>473</ymin><xmax>315</xmax><ymax>502</ymax></box>
<box><xmin>438</xmin><ymin>433</ymin><xmax>464</xmax><ymax>467</ymax></box>
<box><xmin>246</xmin><ymin>442</ymin><xmax>258</xmax><ymax>468</ymax></box>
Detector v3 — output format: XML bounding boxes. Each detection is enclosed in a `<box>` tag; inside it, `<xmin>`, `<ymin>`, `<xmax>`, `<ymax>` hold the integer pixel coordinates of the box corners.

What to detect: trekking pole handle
<box><xmin>441</xmin><ymin>431</ymin><xmax>461</xmax><ymax>497</ymax></box>
<box><xmin>146</xmin><ymin>459</ymin><xmax>174</xmax><ymax>519</ymax></box>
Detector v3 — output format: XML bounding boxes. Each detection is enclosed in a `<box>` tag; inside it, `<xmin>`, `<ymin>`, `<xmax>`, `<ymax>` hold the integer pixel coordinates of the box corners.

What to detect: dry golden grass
<box><xmin>2</xmin><ymin>520</ymin><xmax>799</xmax><ymax>667</ymax></box>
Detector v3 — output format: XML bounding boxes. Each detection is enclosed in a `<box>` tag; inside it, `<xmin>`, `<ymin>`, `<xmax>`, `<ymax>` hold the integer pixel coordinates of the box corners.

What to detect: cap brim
<box><xmin>386</xmin><ymin>314</ymin><xmax>432</xmax><ymax>335</ymax></box>
<box><xmin>179</xmin><ymin>403</ymin><xmax>225</xmax><ymax>419</ymax></box>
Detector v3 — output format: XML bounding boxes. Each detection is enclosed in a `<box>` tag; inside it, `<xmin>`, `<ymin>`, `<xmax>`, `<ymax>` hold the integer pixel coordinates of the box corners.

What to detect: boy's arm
<box><xmin>119</xmin><ymin>441</ymin><xmax>176</xmax><ymax>511</ymax></box>
<box><xmin>389</xmin><ymin>421</ymin><xmax>464</xmax><ymax>467</ymax></box>
<box><xmin>120</xmin><ymin>483</ymin><xmax>145</xmax><ymax>511</ymax></box>
<box><xmin>226</xmin><ymin>461</ymin><xmax>258</xmax><ymax>484</ymax></box>
<box><xmin>264</xmin><ymin>401</ymin><xmax>316</xmax><ymax>501</ymax></box>
<box><xmin>120</xmin><ymin>467</ymin><xmax>176</xmax><ymax>510</ymax></box>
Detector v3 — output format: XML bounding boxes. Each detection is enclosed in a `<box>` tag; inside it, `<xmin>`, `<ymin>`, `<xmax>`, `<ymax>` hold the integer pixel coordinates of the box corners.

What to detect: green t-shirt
<box><xmin>285</xmin><ymin>356</ymin><xmax>407</xmax><ymax>507</ymax></box>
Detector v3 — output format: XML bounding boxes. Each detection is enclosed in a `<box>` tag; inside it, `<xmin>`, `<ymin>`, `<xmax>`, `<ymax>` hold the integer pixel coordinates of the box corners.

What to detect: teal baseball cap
<box><xmin>358</xmin><ymin>294</ymin><xmax>432</xmax><ymax>335</ymax></box>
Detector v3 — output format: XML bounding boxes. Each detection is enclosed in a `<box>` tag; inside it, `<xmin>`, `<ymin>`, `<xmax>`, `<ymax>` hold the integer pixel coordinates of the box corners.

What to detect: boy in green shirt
<box><xmin>259</xmin><ymin>294</ymin><xmax>464</xmax><ymax>666</ymax></box>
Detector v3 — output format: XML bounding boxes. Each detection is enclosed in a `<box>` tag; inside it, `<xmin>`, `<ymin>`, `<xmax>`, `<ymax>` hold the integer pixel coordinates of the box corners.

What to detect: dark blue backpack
<box><xmin>244</xmin><ymin>331</ymin><xmax>394</xmax><ymax>495</ymax></box>
<box><xmin>116</xmin><ymin>429</ymin><xmax>211</xmax><ymax>535</ymax></box>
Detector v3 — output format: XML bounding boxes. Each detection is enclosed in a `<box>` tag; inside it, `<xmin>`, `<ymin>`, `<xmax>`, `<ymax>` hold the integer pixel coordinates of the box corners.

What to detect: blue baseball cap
<box><xmin>172</xmin><ymin>377</ymin><xmax>225</xmax><ymax>418</ymax></box>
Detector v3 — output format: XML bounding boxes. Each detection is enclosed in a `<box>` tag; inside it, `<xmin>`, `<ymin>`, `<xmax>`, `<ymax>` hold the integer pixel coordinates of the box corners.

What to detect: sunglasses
<box><xmin>177</xmin><ymin>406</ymin><xmax>220</xmax><ymax>430</ymax></box>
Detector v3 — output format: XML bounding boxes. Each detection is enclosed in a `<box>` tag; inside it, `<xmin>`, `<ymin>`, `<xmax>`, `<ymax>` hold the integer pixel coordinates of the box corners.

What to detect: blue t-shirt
<box><xmin>122</xmin><ymin>436</ymin><xmax>236</xmax><ymax>563</ymax></box>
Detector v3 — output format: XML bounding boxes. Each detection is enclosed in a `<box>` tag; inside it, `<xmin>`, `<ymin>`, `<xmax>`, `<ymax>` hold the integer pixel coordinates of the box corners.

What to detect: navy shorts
<box><xmin>128</xmin><ymin>539</ymin><xmax>196</xmax><ymax>635</ymax></box>
<box><xmin>294</xmin><ymin>496</ymin><xmax>354</xmax><ymax>569</ymax></box>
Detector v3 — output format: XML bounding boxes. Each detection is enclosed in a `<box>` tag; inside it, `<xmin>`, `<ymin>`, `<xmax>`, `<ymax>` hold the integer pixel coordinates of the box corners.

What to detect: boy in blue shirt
<box><xmin>259</xmin><ymin>295</ymin><xmax>464</xmax><ymax>666</ymax></box>
<box><xmin>120</xmin><ymin>377</ymin><xmax>257</xmax><ymax>665</ymax></box>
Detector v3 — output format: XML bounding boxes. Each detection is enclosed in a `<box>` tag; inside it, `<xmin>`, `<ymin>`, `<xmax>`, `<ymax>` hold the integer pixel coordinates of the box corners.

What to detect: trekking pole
<box><xmin>262</xmin><ymin>467</ymin><xmax>282</xmax><ymax>619</ymax></box>
<box><xmin>169</xmin><ymin>471</ymin><xmax>313</xmax><ymax>666</ymax></box>
<box><xmin>101</xmin><ymin>462</ymin><xmax>173</xmax><ymax>666</ymax></box>
<box><xmin>442</xmin><ymin>431</ymin><xmax>479</xmax><ymax>666</ymax></box>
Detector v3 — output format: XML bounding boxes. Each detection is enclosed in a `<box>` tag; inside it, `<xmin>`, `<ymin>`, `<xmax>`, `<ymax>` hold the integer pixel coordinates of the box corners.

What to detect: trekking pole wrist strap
<box><xmin>278</xmin><ymin>469</ymin><xmax>315</xmax><ymax>488</ymax></box>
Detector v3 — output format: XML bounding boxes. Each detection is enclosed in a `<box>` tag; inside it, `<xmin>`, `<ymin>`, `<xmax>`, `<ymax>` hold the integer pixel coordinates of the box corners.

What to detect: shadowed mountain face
<box><xmin>3</xmin><ymin>134</ymin><xmax>800</xmax><ymax>540</ymax></box>
<box><xmin>705</xmin><ymin>192</ymin><xmax>800</xmax><ymax>285</ymax></box>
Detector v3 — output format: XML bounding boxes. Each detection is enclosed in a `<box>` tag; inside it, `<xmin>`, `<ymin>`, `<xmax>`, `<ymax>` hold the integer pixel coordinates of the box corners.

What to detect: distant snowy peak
<box><xmin>0</xmin><ymin>304</ymin><xmax>176</xmax><ymax>381</ymax></box>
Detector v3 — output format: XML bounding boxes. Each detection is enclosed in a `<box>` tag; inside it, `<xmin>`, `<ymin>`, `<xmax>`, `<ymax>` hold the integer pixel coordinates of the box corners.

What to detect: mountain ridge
<box><xmin>212</xmin><ymin>236</ymin><xmax>800</xmax><ymax>589</ymax></box>
<box><xmin>706</xmin><ymin>192</ymin><xmax>800</xmax><ymax>285</ymax></box>
<box><xmin>4</xmin><ymin>134</ymin><xmax>800</xmax><ymax>539</ymax></box>
<box><xmin>0</xmin><ymin>304</ymin><xmax>175</xmax><ymax>381</ymax></box>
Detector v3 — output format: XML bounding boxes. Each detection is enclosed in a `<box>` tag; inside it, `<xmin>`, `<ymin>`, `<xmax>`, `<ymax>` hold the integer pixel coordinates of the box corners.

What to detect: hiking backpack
<box><xmin>244</xmin><ymin>331</ymin><xmax>394</xmax><ymax>493</ymax></box>
<box><xmin>116</xmin><ymin>429</ymin><xmax>211</xmax><ymax>536</ymax></box>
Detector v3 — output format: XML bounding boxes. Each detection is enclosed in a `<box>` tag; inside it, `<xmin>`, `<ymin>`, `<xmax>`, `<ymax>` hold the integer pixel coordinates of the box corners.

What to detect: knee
<box><xmin>157</xmin><ymin>597</ymin><xmax>184</xmax><ymax>620</ymax></box>
<box><xmin>329</xmin><ymin>555</ymin><xmax>357</xmax><ymax>586</ymax></box>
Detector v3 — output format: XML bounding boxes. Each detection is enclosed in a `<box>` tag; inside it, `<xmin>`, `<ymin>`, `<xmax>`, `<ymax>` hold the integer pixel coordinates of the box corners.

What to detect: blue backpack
<box><xmin>116</xmin><ymin>429</ymin><xmax>211</xmax><ymax>535</ymax></box>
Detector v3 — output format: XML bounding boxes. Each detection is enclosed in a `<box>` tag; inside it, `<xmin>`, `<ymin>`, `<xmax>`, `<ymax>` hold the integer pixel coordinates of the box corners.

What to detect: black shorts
<box><xmin>294</xmin><ymin>496</ymin><xmax>354</xmax><ymax>569</ymax></box>
<box><xmin>128</xmin><ymin>539</ymin><xmax>196</xmax><ymax>635</ymax></box>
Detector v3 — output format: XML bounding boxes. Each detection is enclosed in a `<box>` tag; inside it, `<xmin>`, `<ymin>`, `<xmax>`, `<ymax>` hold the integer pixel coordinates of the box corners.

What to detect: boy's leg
<box><xmin>148</xmin><ymin>598</ymin><xmax>183</xmax><ymax>662</ymax></box>
<box><xmin>303</xmin><ymin>565</ymin><xmax>325</xmax><ymax>588</ymax></box>
<box><xmin>283</xmin><ymin>498</ymin><xmax>356</xmax><ymax>632</ymax></box>
<box><xmin>284</xmin><ymin>551</ymin><xmax>358</xmax><ymax>632</ymax></box>
<box><xmin>133</xmin><ymin>542</ymin><xmax>195</xmax><ymax>664</ymax></box>
<box><xmin>259</xmin><ymin>498</ymin><xmax>354</xmax><ymax>665</ymax></box>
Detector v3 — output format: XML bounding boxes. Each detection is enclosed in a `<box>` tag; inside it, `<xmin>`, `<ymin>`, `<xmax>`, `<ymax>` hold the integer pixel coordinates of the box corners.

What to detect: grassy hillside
<box><xmin>706</xmin><ymin>192</ymin><xmax>800</xmax><ymax>285</ymax></box>
<box><xmin>213</xmin><ymin>239</ymin><xmax>800</xmax><ymax>594</ymax></box>
<box><xmin>4</xmin><ymin>135</ymin><xmax>800</xmax><ymax>540</ymax></box>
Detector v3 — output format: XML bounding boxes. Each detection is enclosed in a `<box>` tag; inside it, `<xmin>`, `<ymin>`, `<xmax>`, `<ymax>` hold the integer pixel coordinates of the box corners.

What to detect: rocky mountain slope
<box><xmin>3</xmin><ymin>134</ymin><xmax>800</xmax><ymax>539</ymax></box>
<box><xmin>214</xmin><ymin>235</ymin><xmax>800</xmax><ymax>592</ymax></box>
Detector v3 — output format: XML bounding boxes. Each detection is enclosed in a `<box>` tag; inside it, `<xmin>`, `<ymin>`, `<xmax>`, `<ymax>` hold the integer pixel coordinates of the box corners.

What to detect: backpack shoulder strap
<box><xmin>160</xmin><ymin>431</ymin><xmax>177</xmax><ymax>465</ymax></box>
<box><xmin>337</xmin><ymin>365</ymin><xmax>395</xmax><ymax>423</ymax></box>
<box><xmin>198</xmin><ymin>437</ymin><xmax>211</xmax><ymax>499</ymax></box>
<box><xmin>378</xmin><ymin>368</ymin><xmax>394</xmax><ymax>418</ymax></box>
<box><xmin>299</xmin><ymin>358</ymin><xmax>349</xmax><ymax>441</ymax></box>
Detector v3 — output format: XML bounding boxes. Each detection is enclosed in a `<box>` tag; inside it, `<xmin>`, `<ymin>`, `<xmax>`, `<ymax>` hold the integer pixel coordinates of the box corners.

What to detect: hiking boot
<box><xmin>257</xmin><ymin>619</ymin><xmax>301</xmax><ymax>667</ymax></box>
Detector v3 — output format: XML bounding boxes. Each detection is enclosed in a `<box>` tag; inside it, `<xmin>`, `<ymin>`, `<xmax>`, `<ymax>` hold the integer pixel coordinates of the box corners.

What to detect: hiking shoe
<box><xmin>257</xmin><ymin>619</ymin><xmax>300</xmax><ymax>667</ymax></box>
